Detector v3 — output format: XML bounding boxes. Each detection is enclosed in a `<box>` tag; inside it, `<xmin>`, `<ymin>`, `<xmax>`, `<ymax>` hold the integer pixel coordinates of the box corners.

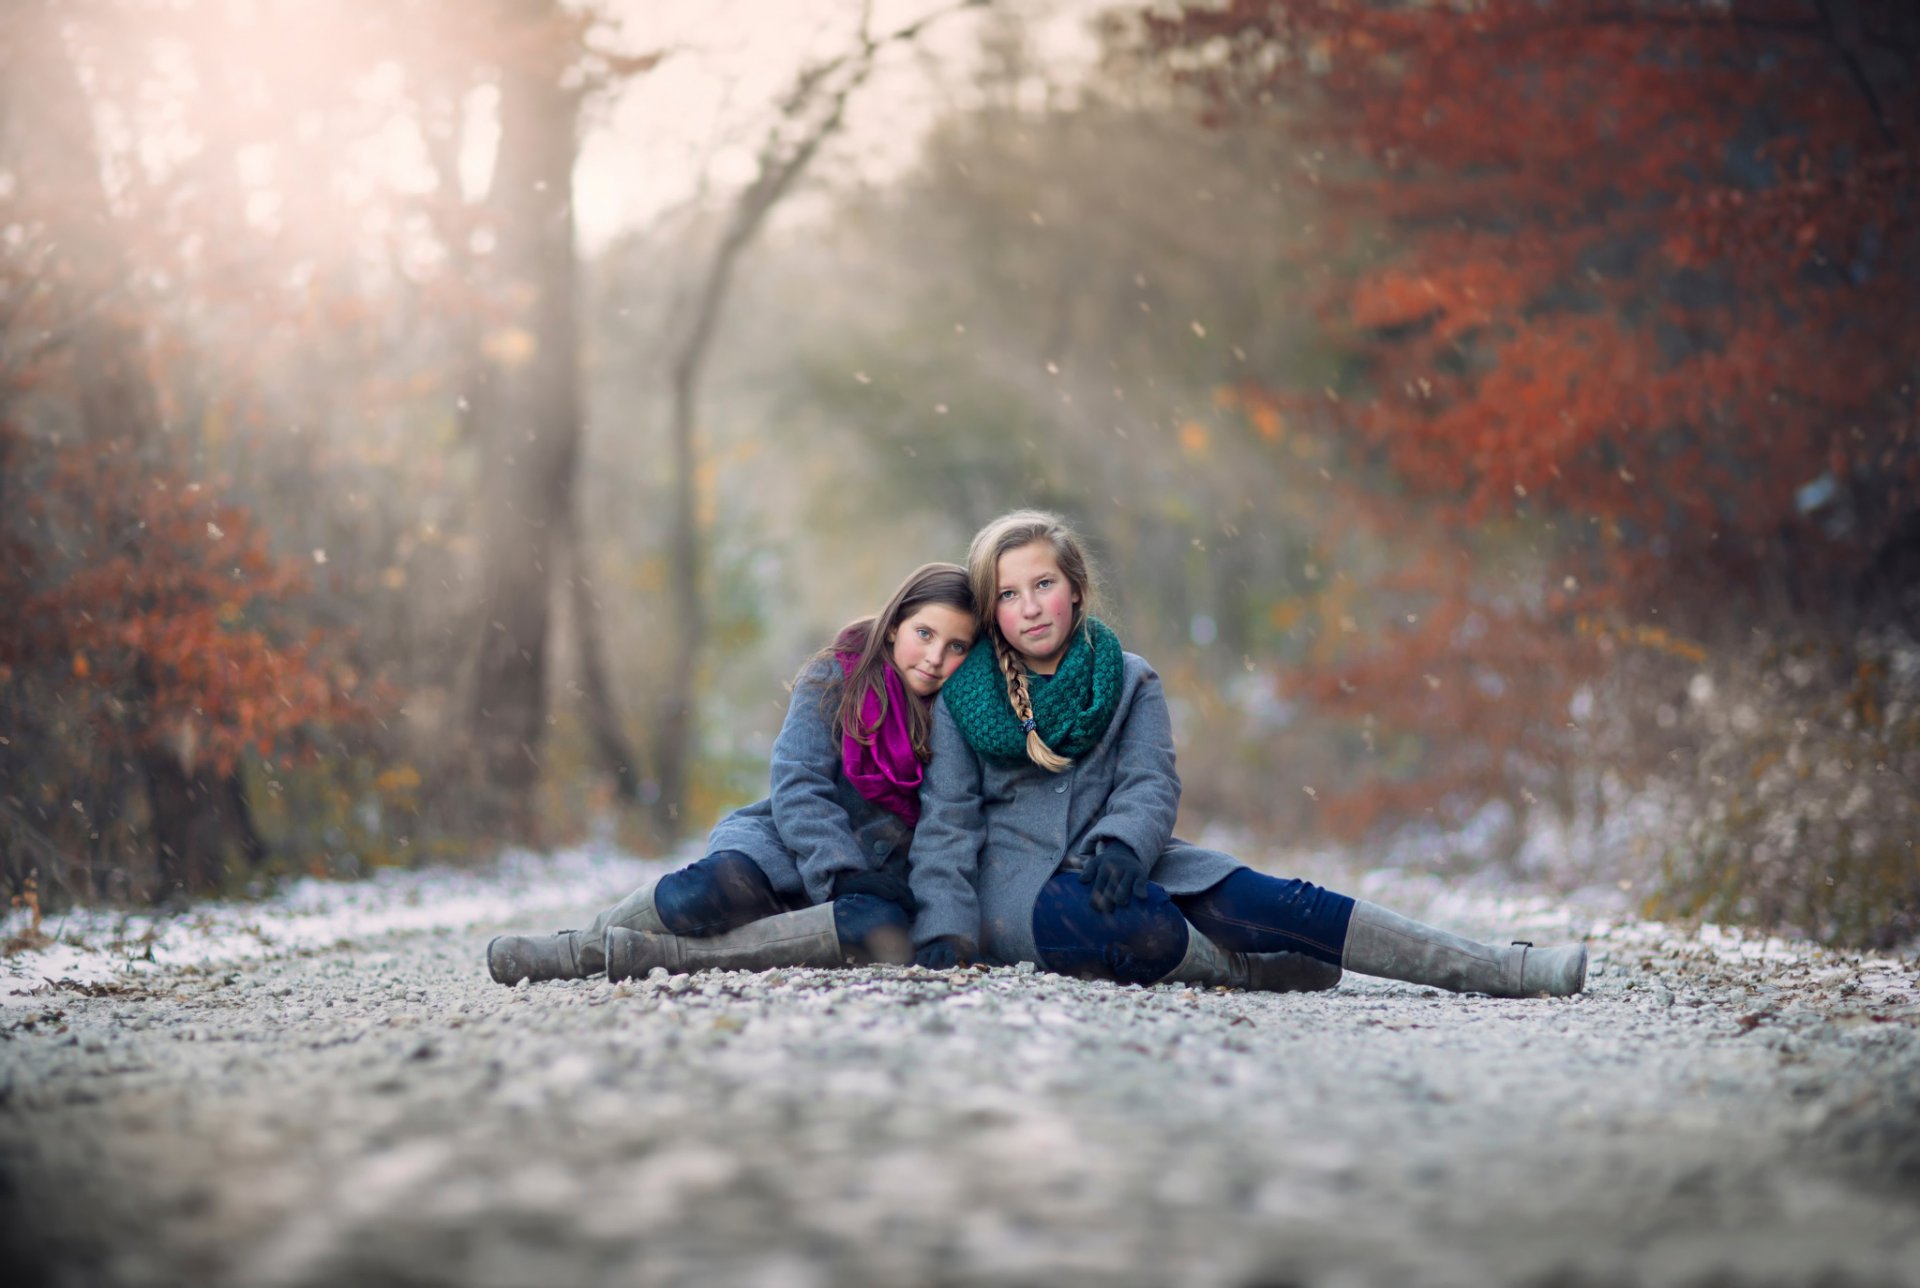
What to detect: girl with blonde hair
<box><xmin>906</xmin><ymin>509</ymin><xmax>1588</xmax><ymax>997</ymax></box>
<box><xmin>488</xmin><ymin>562</ymin><xmax>976</xmax><ymax>984</ymax></box>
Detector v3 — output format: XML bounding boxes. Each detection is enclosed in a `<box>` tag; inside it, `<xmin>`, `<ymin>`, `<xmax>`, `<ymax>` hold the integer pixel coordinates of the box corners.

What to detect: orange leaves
<box><xmin>1214</xmin><ymin>384</ymin><xmax>1290</xmax><ymax>441</ymax></box>
<box><xmin>1158</xmin><ymin>2</ymin><xmax>1916</xmax><ymax>542</ymax></box>
<box><xmin>1248</xmin><ymin>401</ymin><xmax>1286</xmax><ymax>441</ymax></box>
<box><xmin>1574</xmin><ymin>615</ymin><xmax>1708</xmax><ymax>665</ymax></box>
<box><xmin>1142</xmin><ymin>0</ymin><xmax>1920</xmax><ymax>840</ymax></box>
<box><xmin>1347</xmin><ymin>269</ymin><xmax>1443</xmax><ymax>331</ymax></box>
<box><xmin>4</xmin><ymin>434</ymin><xmax>370</xmax><ymax>778</ymax></box>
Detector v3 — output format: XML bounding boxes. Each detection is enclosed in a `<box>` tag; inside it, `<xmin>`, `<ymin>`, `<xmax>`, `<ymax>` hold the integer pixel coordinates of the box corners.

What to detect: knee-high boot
<box><xmin>1158</xmin><ymin>920</ymin><xmax>1343</xmax><ymax>992</ymax></box>
<box><xmin>1339</xmin><ymin>900</ymin><xmax>1587</xmax><ymax>997</ymax></box>
<box><xmin>487</xmin><ymin>879</ymin><xmax>669</xmax><ymax>985</ymax></box>
<box><xmin>605</xmin><ymin>902</ymin><xmax>848</xmax><ymax>981</ymax></box>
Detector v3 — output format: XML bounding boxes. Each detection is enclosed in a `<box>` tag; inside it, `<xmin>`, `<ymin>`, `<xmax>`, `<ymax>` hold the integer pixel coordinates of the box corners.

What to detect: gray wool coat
<box><xmin>907</xmin><ymin>651</ymin><xmax>1243</xmax><ymax>965</ymax></box>
<box><xmin>706</xmin><ymin>661</ymin><xmax>916</xmax><ymax>906</ymax></box>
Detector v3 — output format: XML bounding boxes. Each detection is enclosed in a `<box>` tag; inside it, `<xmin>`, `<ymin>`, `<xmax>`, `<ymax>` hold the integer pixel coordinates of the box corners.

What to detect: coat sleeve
<box><xmin>906</xmin><ymin>701</ymin><xmax>984</xmax><ymax>955</ymax></box>
<box><xmin>768</xmin><ymin>667</ymin><xmax>867</xmax><ymax>905</ymax></box>
<box><xmin>1081</xmin><ymin>665</ymin><xmax>1181</xmax><ymax>873</ymax></box>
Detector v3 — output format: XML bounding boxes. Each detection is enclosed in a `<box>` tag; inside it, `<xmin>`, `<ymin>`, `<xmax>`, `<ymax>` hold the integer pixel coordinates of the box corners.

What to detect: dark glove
<box><xmin>1079</xmin><ymin>841</ymin><xmax>1150</xmax><ymax>914</ymax></box>
<box><xmin>832</xmin><ymin>868</ymin><xmax>917</xmax><ymax>916</ymax></box>
<box><xmin>914</xmin><ymin>935</ymin><xmax>970</xmax><ymax>970</ymax></box>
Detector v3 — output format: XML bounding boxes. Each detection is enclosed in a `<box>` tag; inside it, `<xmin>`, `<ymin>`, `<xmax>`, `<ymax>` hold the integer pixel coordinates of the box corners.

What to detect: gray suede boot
<box><xmin>1340</xmin><ymin>899</ymin><xmax>1587</xmax><ymax>997</ymax></box>
<box><xmin>1159</xmin><ymin>922</ymin><xmax>1344</xmax><ymax>992</ymax></box>
<box><xmin>605</xmin><ymin>902</ymin><xmax>847</xmax><ymax>981</ymax></box>
<box><xmin>487</xmin><ymin>928</ymin><xmax>588</xmax><ymax>985</ymax></box>
<box><xmin>487</xmin><ymin>879</ymin><xmax>669</xmax><ymax>985</ymax></box>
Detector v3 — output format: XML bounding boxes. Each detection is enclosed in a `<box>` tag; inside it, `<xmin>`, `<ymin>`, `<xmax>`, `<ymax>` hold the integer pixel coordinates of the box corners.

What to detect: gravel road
<box><xmin>3</xmin><ymin>864</ymin><xmax>1918</xmax><ymax>1288</ymax></box>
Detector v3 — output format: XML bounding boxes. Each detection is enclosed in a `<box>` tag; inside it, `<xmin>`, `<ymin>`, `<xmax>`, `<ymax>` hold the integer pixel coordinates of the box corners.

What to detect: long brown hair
<box><xmin>964</xmin><ymin>510</ymin><xmax>1102</xmax><ymax>772</ymax></box>
<box><xmin>803</xmin><ymin>562</ymin><xmax>974</xmax><ymax>761</ymax></box>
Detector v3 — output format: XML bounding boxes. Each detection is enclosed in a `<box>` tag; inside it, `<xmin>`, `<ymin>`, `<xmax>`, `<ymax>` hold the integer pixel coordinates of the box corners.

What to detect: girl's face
<box><xmin>888</xmin><ymin>603</ymin><xmax>976</xmax><ymax>697</ymax></box>
<box><xmin>994</xmin><ymin>541</ymin><xmax>1080</xmax><ymax>675</ymax></box>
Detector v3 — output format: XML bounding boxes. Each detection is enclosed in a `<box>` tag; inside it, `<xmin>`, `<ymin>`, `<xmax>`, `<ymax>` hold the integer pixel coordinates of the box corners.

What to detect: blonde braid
<box><xmin>995</xmin><ymin>635</ymin><xmax>1071</xmax><ymax>772</ymax></box>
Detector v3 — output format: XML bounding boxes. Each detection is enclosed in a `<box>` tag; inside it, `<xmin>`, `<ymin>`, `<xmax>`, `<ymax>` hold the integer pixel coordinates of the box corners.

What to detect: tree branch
<box><xmin>1816</xmin><ymin>0</ymin><xmax>1897</xmax><ymax>147</ymax></box>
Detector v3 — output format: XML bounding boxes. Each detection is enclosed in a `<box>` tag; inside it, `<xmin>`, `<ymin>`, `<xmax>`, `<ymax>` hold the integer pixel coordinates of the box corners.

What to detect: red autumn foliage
<box><xmin>1</xmin><ymin>431</ymin><xmax>366</xmax><ymax>778</ymax></box>
<box><xmin>1143</xmin><ymin>0</ymin><xmax>1920</xmax><ymax>837</ymax></box>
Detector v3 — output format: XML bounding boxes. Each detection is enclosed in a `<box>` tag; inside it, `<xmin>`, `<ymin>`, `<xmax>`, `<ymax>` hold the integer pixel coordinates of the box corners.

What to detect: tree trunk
<box><xmin>564</xmin><ymin>516</ymin><xmax>642</xmax><ymax>805</ymax></box>
<box><xmin>137</xmin><ymin>750</ymin><xmax>268</xmax><ymax>899</ymax></box>
<box><xmin>647</xmin><ymin>14</ymin><xmax>919</xmax><ymax>836</ymax></box>
<box><xmin>462</xmin><ymin>0</ymin><xmax>584</xmax><ymax>839</ymax></box>
<box><xmin>652</xmin><ymin>348</ymin><xmax>706</xmax><ymax>836</ymax></box>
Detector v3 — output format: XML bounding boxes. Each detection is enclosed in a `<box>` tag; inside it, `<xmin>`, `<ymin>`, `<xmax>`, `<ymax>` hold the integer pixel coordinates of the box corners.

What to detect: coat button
<box><xmin>872</xmin><ymin>840</ymin><xmax>890</xmax><ymax>855</ymax></box>
<box><xmin>1054</xmin><ymin>783</ymin><xmax>1067</xmax><ymax>794</ymax></box>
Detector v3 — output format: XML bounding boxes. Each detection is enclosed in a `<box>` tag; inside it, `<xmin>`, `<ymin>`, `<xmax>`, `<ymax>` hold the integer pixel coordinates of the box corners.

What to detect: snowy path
<box><xmin>2</xmin><ymin>846</ymin><xmax>1917</xmax><ymax>1287</ymax></box>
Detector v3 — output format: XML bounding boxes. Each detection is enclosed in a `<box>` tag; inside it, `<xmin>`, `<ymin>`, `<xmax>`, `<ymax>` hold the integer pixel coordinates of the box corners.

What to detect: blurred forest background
<box><xmin>2</xmin><ymin>0</ymin><xmax>1915</xmax><ymax>947</ymax></box>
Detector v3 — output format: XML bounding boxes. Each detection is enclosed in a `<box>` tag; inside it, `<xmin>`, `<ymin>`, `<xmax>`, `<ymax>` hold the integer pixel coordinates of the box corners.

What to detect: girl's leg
<box><xmin>1173</xmin><ymin>869</ymin><xmax>1354</xmax><ymax>965</ymax></box>
<box><xmin>1031</xmin><ymin>873</ymin><xmax>1191</xmax><ymax>985</ymax></box>
<box><xmin>653</xmin><ymin>851</ymin><xmax>804</xmax><ymax>936</ymax></box>
<box><xmin>604</xmin><ymin>893</ymin><xmax>911</xmax><ymax>980</ymax></box>
<box><xmin>1177</xmin><ymin>870</ymin><xmax>1586</xmax><ymax>997</ymax></box>
<box><xmin>1339</xmin><ymin>900</ymin><xmax>1587</xmax><ymax>996</ymax></box>
<box><xmin>488</xmin><ymin>850</ymin><xmax>799</xmax><ymax>985</ymax></box>
<box><xmin>1031</xmin><ymin>872</ymin><xmax>1338</xmax><ymax>991</ymax></box>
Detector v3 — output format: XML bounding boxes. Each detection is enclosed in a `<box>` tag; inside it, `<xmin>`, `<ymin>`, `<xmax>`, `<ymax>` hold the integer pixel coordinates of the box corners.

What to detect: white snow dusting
<box><xmin>2</xmin><ymin>843</ymin><xmax>675</xmax><ymax>1006</ymax></box>
<box><xmin>4</xmin><ymin>839</ymin><xmax>1912</xmax><ymax>1008</ymax></box>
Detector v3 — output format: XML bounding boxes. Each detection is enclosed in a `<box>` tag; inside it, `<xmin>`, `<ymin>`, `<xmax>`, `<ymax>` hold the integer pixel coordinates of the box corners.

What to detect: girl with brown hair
<box><xmin>487</xmin><ymin>562</ymin><xmax>976</xmax><ymax>984</ymax></box>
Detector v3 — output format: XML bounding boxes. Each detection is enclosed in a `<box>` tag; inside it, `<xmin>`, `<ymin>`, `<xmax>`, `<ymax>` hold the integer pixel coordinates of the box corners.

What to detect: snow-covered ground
<box><xmin>1</xmin><ymin>843</ymin><xmax>672</xmax><ymax>1006</ymax></box>
<box><xmin>4</xmin><ymin>845</ymin><xmax>1919</xmax><ymax>1287</ymax></box>
<box><xmin>7</xmin><ymin>841</ymin><xmax>1912</xmax><ymax>1009</ymax></box>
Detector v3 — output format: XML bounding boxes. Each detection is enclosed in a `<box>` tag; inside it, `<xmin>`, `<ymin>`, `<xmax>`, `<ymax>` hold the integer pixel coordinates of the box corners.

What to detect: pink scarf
<box><xmin>836</xmin><ymin>651</ymin><xmax>923</xmax><ymax>826</ymax></box>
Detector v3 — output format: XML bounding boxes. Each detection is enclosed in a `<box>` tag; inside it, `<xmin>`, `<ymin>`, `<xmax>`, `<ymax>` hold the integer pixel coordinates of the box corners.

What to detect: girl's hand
<box><xmin>831</xmin><ymin>868</ymin><xmax>917</xmax><ymax>916</ymax></box>
<box><xmin>1080</xmin><ymin>842</ymin><xmax>1150</xmax><ymax>913</ymax></box>
<box><xmin>913</xmin><ymin>936</ymin><xmax>970</xmax><ymax>970</ymax></box>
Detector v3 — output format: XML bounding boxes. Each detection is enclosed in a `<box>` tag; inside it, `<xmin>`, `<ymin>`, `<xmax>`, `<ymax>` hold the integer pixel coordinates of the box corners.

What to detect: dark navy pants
<box><xmin>654</xmin><ymin>850</ymin><xmax>907</xmax><ymax>963</ymax></box>
<box><xmin>1031</xmin><ymin>867</ymin><xmax>1355</xmax><ymax>985</ymax></box>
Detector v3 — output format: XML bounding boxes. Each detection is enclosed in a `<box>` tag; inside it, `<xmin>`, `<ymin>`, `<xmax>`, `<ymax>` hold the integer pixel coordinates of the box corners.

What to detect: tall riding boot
<box><xmin>1158</xmin><ymin>920</ymin><xmax>1344</xmax><ymax>992</ymax></box>
<box><xmin>605</xmin><ymin>902</ymin><xmax>846</xmax><ymax>982</ymax></box>
<box><xmin>1340</xmin><ymin>900</ymin><xmax>1587</xmax><ymax>997</ymax></box>
<box><xmin>487</xmin><ymin>879</ymin><xmax>669</xmax><ymax>985</ymax></box>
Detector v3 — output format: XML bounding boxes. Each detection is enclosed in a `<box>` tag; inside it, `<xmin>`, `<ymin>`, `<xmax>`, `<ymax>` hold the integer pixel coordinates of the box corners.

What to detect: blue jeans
<box><xmin>1174</xmin><ymin>868</ymin><xmax>1353</xmax><ymax>966</ymax></box>
<box><xmin>1031</xmin><ymin>866</ymin><xmax>1356</xmax><ymax>984</ymax></box>
<box><xmin>654</xmin><ymin>850</ymin><xmax>908</xmax><ymax>963</ymax></box>
<box><xmin>655</xmin><ymin>851</ymin><xmax>802</xmax><ymax>936</ymax></box>
<box><xmin>1031</xmin><ymin>872</ymin><xmax>1189</xmax><ymax>985</ymax></box>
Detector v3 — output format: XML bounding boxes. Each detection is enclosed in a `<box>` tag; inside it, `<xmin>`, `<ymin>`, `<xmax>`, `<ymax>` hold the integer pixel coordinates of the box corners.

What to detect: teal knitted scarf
<box><xmin>941</xmin><ymin>617</ymin><xmax>1125</xmax><ymax>768</ymax></box>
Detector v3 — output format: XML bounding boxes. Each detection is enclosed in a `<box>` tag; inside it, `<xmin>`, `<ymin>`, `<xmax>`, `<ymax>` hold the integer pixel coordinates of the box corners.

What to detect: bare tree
<box><xmin>458</xmin><ymin>2</ymin><xmax>576</xmax><ymax>837</ymax></box>
<box><xmin>461</xmin><ymin>0</ymin><xmax>660</xmax><ymax>833</ymax></box>
<box><xmin>652</xmin><ymin>0</ymin><xmax>984</xmax><ymax>836</ymax></box>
